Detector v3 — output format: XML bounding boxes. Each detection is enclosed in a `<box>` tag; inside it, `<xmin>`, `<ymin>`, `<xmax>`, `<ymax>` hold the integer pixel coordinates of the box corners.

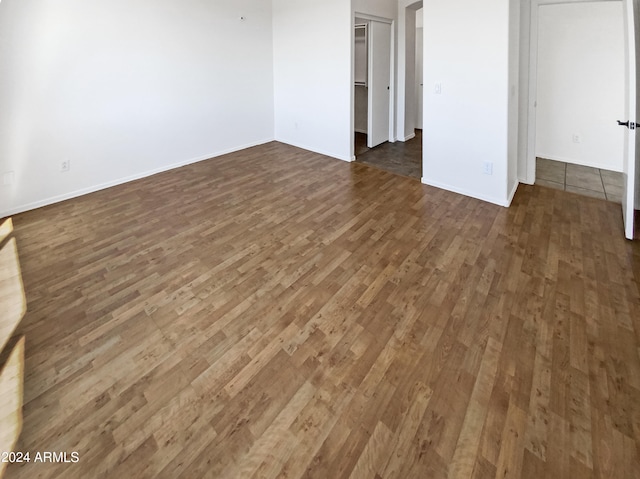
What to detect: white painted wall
<box><xmin>273</xmin><ymin>0</ymin><xmax>352</xmax><ymax>161</ymax></box>
<box><xmin>535</xmin><ymin>2</ymin><xmax>625</xmax><ymax>171</ymax></box>
<box><xmin>415</xmin><ymin>26</ymin><xmax>424</xmax><ymax>129</ymax></box>
<box><xmin>354</xmin><ymin>0</ymin><xmax>399</xmax><ymax>152</ymax></box>
<box><xmin>422</xmin><ymin>0</ymin><xmax>513</xmax><ymax>206</ymax></box>
<box><xmin>518</xmin><ymin>0</ymin><xmax>532</xmax><ymax>183</ymax></box>
<box><xmin>354</xmin><ymin>0</ymin><xmax>398</xmax><ymax>22</ymax></box>
<box><xmin>0</xmin><ymin>0</ymin><xmax>275</xmax><ymax>217</ymax></box>
<box><xmin>355</xmin><ymin>18</ymin><xmax>369</xmax><ymax>134</ymax></box>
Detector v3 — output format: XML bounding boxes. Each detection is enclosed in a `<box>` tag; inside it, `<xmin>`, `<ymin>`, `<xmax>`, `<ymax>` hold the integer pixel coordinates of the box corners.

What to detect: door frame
<box><xmin>524</xmin><ymin>0</ymin><xmax>628</xmax><ymax>184</ymax></box>
<box><xmin>397</xmin><ymin>1</ymin><xmax>424</xmax><ymax>143</ymax></box>
<box><xmin>351</xmin><ymin>12</ymin><xmax>395</xmax><ymax>160</ymax></box>
<box><xmin>415</xmin><ymin>25</ymin><xmax>424</xmax><ymax>130</ymax></box>
<box><xmin>519</xmin><ymin>0</ymin><xmax>638</xmax><ymax>237</ymax></box>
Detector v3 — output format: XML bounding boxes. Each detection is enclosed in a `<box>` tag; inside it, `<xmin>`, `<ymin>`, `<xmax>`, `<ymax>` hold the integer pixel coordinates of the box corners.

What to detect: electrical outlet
<box><xmin>572</xmin><ymin>134</ymin><xmax>581</xmax><ymax>144</ymax></box>
<box><xmin>434</xmin><ymin>83</ymin><xmax>442</xmax><ymax>95</ymax></box>
<box><xmin>60</xmin><ymin>160</ymin><xmax>70</xmax><ymax>172</ymax></box>
<box><xmin>483</xmin><ymin>161</ymin><xmax>493</xmax><ymax>175</ymax></box>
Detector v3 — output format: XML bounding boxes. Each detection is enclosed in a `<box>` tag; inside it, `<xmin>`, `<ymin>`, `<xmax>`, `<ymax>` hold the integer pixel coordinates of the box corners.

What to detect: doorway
<box><xmin>415</xmin><ymin>13</ymin><xmax>423</xmax><ymax>131</ymax></box>
<box><xmin>353</xmin><ymin>14</ymin><xmax>394</xmax><ymax>157</ymax></box>
<box><xmin>389</xmin><ymin>1</ymin><xmax>424</xmax><ymax>181</ymax></box>
<box><xmin>397</xmin><ymin>0</ymin><xmax>424</xmax><ymax>142</ymax></box>
<box><xmin>534</xmin><ymin>2</ymin><xmax>626</xmax><ymax>202</ymax></box>
<box><xmin>355</xmin><ymin>130</ymin><xmax>422</xmax><ymax>178</ymax></box>
<box><xmin>354</xmin><ymin>7</ymin><xmax>422</xmax><ymax>179</ymax></box>
<box><xmin>525</xmin><ymin>0</ymin><xmax>636</xmax><ymax>239</ymax></box>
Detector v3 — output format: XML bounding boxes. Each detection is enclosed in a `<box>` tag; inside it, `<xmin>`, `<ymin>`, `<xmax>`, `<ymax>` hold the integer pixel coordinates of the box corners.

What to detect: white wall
<box><xmin>518</xmin><ymin>0</ymin><xmax>532</xmax><ymax>183</ymax></box>
<box><xmin>0</xmin><ymin>0</ymin><xmax>275</xmax><ymax>217</ymax></box>
<box><xmin>355</xmin><ymin>0</ymin><xmax>399</xmax><ymax>150</ymax></box>
<box><xmin>355</xmin><ymin>17</ymin><xmax>369</xmax><ymax>134</ymax></box>
<box><xmin>273</xmin><ymin>0</ymin><xmax>352</xmax><ymax>161</ymax></box>
<box><xmin>535</xmin><ymin>2</ymin><xmax>625</xmax><ymax>171</ymax></box>
<box><xmin>422</xmin><ymin>0</ymin><xmax>513</xmax><ymax>206</ymax></box>
<box><xmin>415</xmin><ymin>25</ymin><xmax>424</xmax><ymax>129</ymax></box>
<box><xmin>354</xmin><ymin>0</ymin><xmax>398</xmax><ymax>21</ymax></box>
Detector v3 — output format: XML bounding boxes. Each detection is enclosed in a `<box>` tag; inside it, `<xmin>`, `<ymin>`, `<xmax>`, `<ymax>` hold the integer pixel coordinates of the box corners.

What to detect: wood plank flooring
<box><xmin>5</xmin><ymin>141</ymin><xmax>640</xmax><ymax>478</ymax></box>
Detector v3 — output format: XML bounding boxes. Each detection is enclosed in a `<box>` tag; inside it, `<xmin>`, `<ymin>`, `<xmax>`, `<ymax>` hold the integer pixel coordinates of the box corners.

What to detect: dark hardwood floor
<box><xmin>355</xmin><ymin>130</ymin><xmax>422</xmax><ymax>179</ymax></box>
<box><xmin>354</xmin><ymin>132</ymin><xmax>370</xmax><ymax>157</ymax></box>
<box><xmin>5</xmin><ymin>141</ymin><xmax>640</xmax><ymax>478</ymax></box>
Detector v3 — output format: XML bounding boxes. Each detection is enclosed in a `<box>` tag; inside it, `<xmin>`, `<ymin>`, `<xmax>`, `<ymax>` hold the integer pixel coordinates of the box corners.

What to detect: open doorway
<box><xmin>353</xmin><ymin>15</ymin><xmax>393</xmax><ymax>156</ymax></box>
<box><xmin>354</xmin><ymin>8</ymin><xmax>423</xmax><ymax>180</ymax></box>
<box><xmin>354</xmin><ymin>19</ymin><xmax>369</xmax><ymax>156</ymax></box>
<box><xmin>533</xmin><ymin>2</ymin><xmax>626</xmax><ymax>202</ymax></box>
<box><xmin>525</xmin><ymin>0</ymin><xmax>637</xmax><ymax>238</ymax></box>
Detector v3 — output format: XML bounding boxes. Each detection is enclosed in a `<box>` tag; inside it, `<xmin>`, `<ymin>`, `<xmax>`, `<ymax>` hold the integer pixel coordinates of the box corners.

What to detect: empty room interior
<box><xmin>1</xmin><ymin>0</ymin><xmax>640</xmax><ymax>478</ymax></box>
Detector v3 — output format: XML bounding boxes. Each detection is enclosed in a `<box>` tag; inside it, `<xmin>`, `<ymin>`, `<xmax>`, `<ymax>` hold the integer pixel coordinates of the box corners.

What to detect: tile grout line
<box><xmin>598</xmin><ymin>168</ymin><xmax>609</xmax><ymax>201</ymax></box>
<box><xmin>537</xmin><ymin>159</ymin><xmax>613</xmax><ymax>200</ymax></box>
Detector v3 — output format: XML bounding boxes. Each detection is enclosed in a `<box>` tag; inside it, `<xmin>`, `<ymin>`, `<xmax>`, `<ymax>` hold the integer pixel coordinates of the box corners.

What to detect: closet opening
<box><xmin>353</xmin><ymin>9</ymin><xmax>423</xmax><ymax>180</ymax></box>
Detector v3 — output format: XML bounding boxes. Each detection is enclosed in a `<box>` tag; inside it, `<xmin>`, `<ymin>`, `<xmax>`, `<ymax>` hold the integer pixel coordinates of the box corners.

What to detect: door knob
<box><xmin>618</xmin><ymin>120</ymin><xmax>636</xmax><ymax>129</ymax></box>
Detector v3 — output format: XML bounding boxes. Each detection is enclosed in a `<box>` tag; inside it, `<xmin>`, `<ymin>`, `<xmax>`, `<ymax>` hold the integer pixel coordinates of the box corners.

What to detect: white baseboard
<box><xmin>354</xmin><ymin>128</ymin><xmax>368</xmax><ymax>134</ymax></box>
<box><xmin>403</xmin><ymin>133</ymin><xmax>416</xmax><ymax>142</ymax></box>
<box><xmin>421</xmin><ymin>177</ymin><xmax>511</xmax><ymax>207</ymax></box>
<box><xmin>1</xmin><ymin>138</ymin><xmax>274</xmax><ymax>218</ymax></box>
<box><xmin>518</xmin><ymin>176</ymin><xmax>535</xmax><ymax>185</ymax></box>
<box><xmin>276</xmin><ymin>139</ymin><xmax>353</xmax><ymax>163</ymax></box>
<box><xmin>535</xmin><ymin>153</ymin><xmax>623</xmax><ymax>173</ymax></box>
<box><xmin>507</xmin><ymin>181</ymin><xmax>519</xmax><ymax>207</ymax></box>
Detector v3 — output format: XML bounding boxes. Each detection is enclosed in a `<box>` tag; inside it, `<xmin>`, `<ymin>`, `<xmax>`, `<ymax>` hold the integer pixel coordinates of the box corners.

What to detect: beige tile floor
<box><xmin>536</xmin><ymin>157</ymin><xmax>624</xmax><ymax>203</ymax></box>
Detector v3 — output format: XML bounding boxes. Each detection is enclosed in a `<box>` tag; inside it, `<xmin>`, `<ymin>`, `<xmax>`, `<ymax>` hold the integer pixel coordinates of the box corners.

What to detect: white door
<box><xmin>416</xmin><ymin>27</ymin><xmax>424</xmax><ymax>130</ymax></box>
<box><xmin>621</xmin><ymin>0</ymin><xmax>636</xmax><ymax>240</ymax></box>
<box><xmin>368</xmin><ymin>21</ymin><xmax>392</xmax><ymax>148</ymax></box>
